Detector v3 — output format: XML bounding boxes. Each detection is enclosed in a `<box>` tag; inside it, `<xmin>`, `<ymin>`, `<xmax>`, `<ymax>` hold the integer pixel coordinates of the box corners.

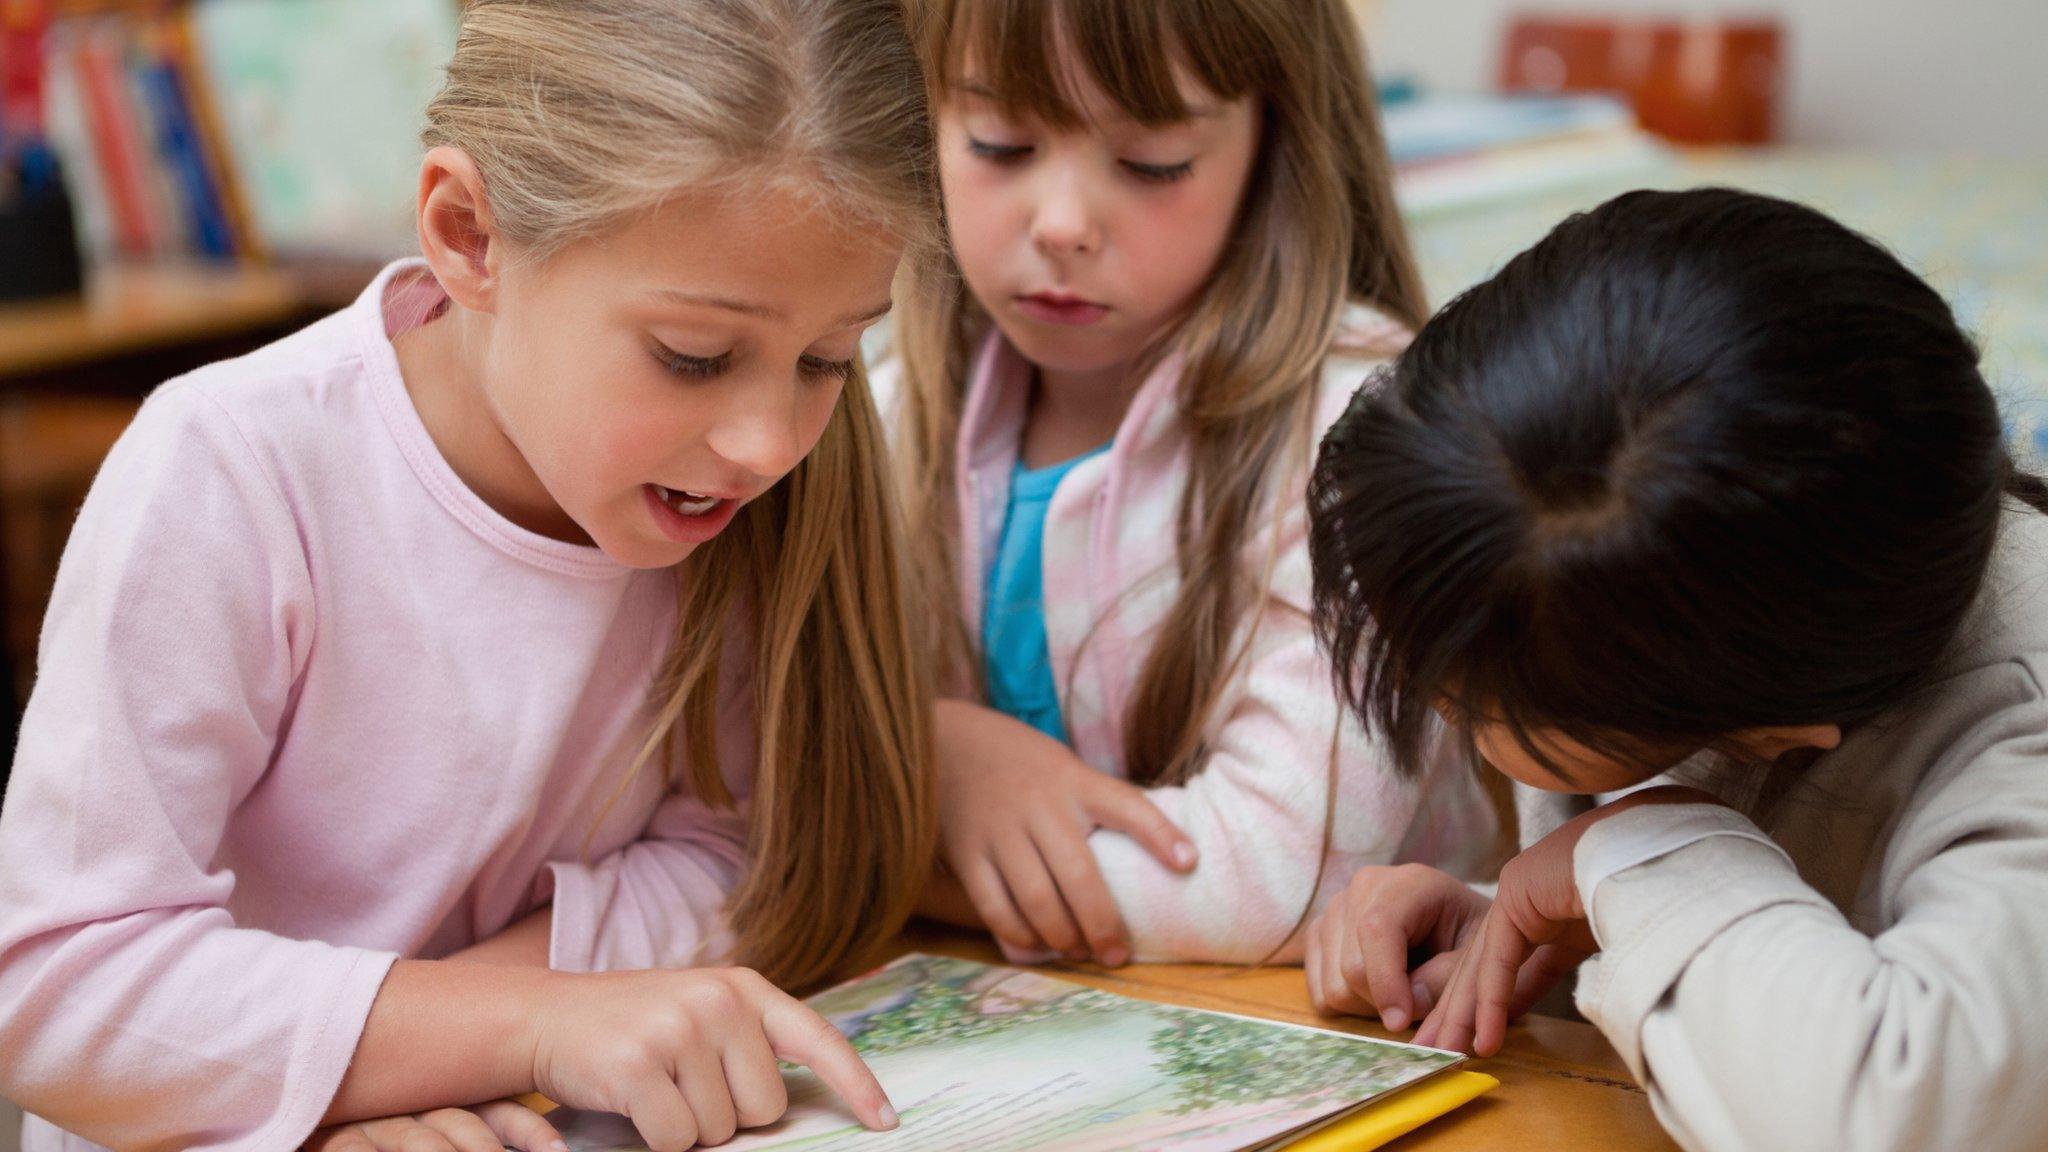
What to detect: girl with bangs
<box><xmin>889</xmin><ymin>0</ymin><xmax>1497</xmax><ymax>968</ymax></box>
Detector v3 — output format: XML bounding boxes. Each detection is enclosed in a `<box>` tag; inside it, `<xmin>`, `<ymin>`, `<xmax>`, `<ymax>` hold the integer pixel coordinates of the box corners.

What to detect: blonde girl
<box><xmin>0</xmin><ymin>2</ymin><xmax>937</xmax><ymax>1150</ymax></box>
<box><xmin>891</xmin><ymin>0</ymin><xmax>1495</xmax><ymax>968</ymax></box>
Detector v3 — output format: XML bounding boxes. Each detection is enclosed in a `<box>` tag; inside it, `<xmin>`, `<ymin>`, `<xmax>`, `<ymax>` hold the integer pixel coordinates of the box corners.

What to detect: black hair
<box><xmin>1308</xmin><ymin>187</ymin><xmax>2045</xmax><ymax>780</ymax></box>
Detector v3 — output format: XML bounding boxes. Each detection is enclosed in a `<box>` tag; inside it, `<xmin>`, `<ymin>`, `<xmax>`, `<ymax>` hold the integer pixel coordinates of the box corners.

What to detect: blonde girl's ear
<box><xmin>415</xmin><ymin>144</ymin><xmax>502</xmax><ymax>313</ymax></box>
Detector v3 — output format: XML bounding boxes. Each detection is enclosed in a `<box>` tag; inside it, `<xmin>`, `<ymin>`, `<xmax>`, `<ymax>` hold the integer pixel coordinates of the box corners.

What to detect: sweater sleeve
<box><xmin>544</xmin><ymin>793</ymin><xmax>749</xmax><ymax>973</ymax></box>
<box><xmin>545</xmin><ymin>634</ymin><xmax>757</xmax><ymax>973</ymax></box>
<box><xmin>1089</xmin><ymin>494</ymin><xmax>1495</xmax><ymax>964</ymax></box>
<box><xmin>1571</xmin><ymin>675</ymin><xmax>2048</xmax><ymax>1152</ymax></box>
<box><xmin>0</xmin><ymin>385</ymin><xmax>397</xmax><ymax>1152</ymax></box>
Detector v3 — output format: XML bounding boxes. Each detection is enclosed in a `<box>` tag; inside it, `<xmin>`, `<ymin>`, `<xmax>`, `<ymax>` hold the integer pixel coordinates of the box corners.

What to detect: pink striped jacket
<box><xmin>886</xmin><ymin>306</ymin><xmax>1498</xmax><ymax>963</ymax></box>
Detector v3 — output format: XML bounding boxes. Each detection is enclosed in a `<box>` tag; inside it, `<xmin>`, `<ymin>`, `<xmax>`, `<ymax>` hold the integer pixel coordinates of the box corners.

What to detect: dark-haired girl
<box><xmin>1303</xmin><ymin>187</ymin><xmax>2048</xmax><ymax>1150</ymax></box>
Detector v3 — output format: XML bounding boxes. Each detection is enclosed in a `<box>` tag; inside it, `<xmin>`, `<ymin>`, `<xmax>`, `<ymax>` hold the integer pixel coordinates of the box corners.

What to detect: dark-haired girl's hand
<box><xmin>1414</xmin><ymin>786</ymin><xmax>1722</xmax><ymax>1056</ymax></box>
<box><xmin>1305</xmin><ymin>864</ymin><xmax>1491</xmax><ymax>1030</ymax></box>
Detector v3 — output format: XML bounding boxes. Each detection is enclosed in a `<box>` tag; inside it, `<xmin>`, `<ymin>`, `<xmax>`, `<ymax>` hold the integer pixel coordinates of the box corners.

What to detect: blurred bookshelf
<box><xmin>27</xmin><ymin>0</ymin><xmax>456</xmax><ymax>267</ymax></box>
<box><xmin>1</xmin><ymin>0</ymin><xmax>457</xmax><ymax>766</ymax></box>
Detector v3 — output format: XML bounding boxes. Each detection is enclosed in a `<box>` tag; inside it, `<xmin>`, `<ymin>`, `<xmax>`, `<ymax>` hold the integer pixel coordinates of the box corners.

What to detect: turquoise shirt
<box><xmin>982</xmin><ymin>446</ymin><xmax>1108</xmax><ymax>742</ymax></box>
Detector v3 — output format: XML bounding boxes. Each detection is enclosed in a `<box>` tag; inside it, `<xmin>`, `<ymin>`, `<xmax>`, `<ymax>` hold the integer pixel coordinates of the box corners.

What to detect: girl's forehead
<box><xmin>551</xmin><ymin>186</ymin><xmax>901</xmax><ymax>325</ymax></box>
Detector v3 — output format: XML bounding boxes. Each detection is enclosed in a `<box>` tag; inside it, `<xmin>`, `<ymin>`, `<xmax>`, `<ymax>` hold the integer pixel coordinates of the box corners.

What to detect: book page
<box><xmin>553</xmin><ymin>954</ymin><xmax>1460</xmax><ymax>1152</ymax></box>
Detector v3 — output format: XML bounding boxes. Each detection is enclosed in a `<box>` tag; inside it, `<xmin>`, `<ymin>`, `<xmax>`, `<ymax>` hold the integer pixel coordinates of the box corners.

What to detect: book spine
<box><xmin>71</xmin><ymin>19</ymin><xmax>152</xmax><ymax>255</ymax></box>
<box><xmin>139</xmin><ymin>19</ymin><xmax>233</xmax><ymax>257</ymax></box>
<box><xmin>118</xmin><ymin>23</ymin><xmax>189</xmax><ymax>256</ymax></box>
<box><xmin>163</xmin><ymin>9</ymin><xmax>259</xmax><ymax>259</ymax></box>
<box><xmin>40</xmin><ymin>24</ymin><xmax>115</xmax><ymax>258</ymax></box>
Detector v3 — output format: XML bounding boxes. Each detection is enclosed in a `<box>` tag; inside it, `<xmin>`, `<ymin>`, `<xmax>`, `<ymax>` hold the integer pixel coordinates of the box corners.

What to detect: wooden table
<box><xmin>897</xmin><ymin>925</ymin><xmax>1678</xmax><ymax>1151</ymax></box>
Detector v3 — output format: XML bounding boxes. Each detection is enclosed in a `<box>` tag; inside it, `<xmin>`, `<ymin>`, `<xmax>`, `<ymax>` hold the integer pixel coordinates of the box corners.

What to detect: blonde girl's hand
<box><xmin>305</xmin><ymin>1100</ymin><xmax>564</xmax><ymax>1152</ymax></box>
<box><xmin>528</xmin><ymin>967</ymin><xmax>896</xmax><ymax>1152</ymax></box>
<box><xmin>933</xmin><ymin>699</ymin><xmax>1198</xmax><ymax>967</ymax></box>
<box><xmin>1304</xmin><ymin>863</ymin><xmax>1493</xmax><ymax>1030</ymax></box>
<box><xmin>1414</xmin><ymin>786</ymin><xmax>1725</xmax><ymax>1056</ymax></box>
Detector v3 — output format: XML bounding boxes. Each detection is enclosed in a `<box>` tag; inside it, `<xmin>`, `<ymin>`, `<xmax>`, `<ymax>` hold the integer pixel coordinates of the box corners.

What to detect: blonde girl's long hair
<box><xmin>424</xmin><ymin>0</ymin><xmax>943</xmax><ymax>989</ymax></box>
<box><xmin>896</xmin><ymin>0</ymin><xmax>1428</xmax><ymax>787</ymax></box>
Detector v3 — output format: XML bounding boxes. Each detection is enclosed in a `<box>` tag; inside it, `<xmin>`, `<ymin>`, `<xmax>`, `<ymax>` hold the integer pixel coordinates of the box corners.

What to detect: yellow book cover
<box><xmin>1280</xmin><ymin>1070</ymin><xmax>1497</xmax><ymax>1151</ymax></box>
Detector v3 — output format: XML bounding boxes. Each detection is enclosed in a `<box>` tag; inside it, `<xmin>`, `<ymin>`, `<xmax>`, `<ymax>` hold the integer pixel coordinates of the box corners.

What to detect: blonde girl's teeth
<box><xmin>659</xmin><ymin>486</ymin><xmax>718</xmax><ymax>515</ymax></box>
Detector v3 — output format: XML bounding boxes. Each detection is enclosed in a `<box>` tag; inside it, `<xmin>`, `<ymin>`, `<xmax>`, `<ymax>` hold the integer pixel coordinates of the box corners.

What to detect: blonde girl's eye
<box><xmin>1121</xmin><ymin>158</ymin><xmax>1194</xmax><ymax>185</ymax></box>
<box><xmin>653</xmin><ymin>342</ymin><xmax>731</xmax><ymax>379</ymax></box>
<box><xmin>967</xmin><ymin>137</ymin><xmax>1033</xmax><ymax>165</ymax></box>
<box><xmin>799</xmin><ymin>354</ymin><xmax>856</xmax><ymax>381</ymax></box>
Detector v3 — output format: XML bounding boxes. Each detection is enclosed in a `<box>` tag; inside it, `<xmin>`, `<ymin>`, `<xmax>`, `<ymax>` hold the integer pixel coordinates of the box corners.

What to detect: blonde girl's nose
<box><xmin>706</xmin><ymin>378</ymin><xmax>809</xmax><ymax>481</ymax></box>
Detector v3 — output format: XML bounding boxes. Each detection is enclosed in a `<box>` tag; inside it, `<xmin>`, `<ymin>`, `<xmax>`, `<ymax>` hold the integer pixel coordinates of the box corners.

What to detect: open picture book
<box><xmin>547</xmin><ymin>953</ymin><xmax>1485</xmax><ymax>1152</ymax></box>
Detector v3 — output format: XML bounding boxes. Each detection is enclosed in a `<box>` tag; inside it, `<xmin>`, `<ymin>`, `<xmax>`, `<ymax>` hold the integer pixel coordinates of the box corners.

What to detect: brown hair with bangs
<box><xmin>894</xmin><ymin>0</ymin><xmax>1427</xmax><ymax>788</ymax></box>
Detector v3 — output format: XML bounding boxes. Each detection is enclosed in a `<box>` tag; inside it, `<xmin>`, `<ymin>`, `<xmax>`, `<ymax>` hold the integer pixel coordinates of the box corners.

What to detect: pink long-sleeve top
<box><xmin>0</xmin><ymin>261</ymin><xmax>753</xmax><ymax>1152</ymax></box>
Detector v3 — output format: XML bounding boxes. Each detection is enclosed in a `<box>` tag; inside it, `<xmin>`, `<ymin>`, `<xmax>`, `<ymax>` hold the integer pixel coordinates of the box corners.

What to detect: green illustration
<box><xmin>556</xmin><ymin>954</ymin><xmax>1461</xmax><ymax>1152</ymax></box>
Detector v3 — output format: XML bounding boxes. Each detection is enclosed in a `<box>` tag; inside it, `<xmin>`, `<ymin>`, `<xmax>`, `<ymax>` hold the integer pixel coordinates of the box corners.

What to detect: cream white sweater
<box><xmin>1517</xmin><ymin>505</ymin><xmax>2048</xmax><ymax>1152</ymax></box>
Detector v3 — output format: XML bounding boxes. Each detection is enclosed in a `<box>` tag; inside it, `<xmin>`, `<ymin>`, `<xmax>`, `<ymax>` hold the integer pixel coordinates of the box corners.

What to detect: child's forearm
<box><xmin>448</xmin><ymin>907</ymin><xmax>555</xmax><ymax>967</ymax></box>
<box><xmin>321</xmin><ymin>959</ymin><xmax>553</xmax><ymax>1124</ymax></box>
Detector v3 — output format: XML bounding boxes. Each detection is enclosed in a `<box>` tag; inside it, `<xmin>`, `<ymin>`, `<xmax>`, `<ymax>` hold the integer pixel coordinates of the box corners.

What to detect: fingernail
<box><xmin>879</xmin><ymin>1102</ymin><xmax>900</xmax><ymax>1129</ymax></box>
<box><xmin>550</xmin><ymin>1142</ymin><xmax>569</xmax><ymax>1152</ymax></box>
<box><xmin>1100</xmin><ymin>947</ymin><xmax>1128</xmax><ymax>968</ymax></box>
<box><xmin>1173</xmin><ymin>842</ymin><xmax>1198</xmax><ymax>869</ymax></box>
<box><xmin>1382</xmin><ymin>1006</ymin><xmax>1408</xmax><ymax>1031</ymax></box>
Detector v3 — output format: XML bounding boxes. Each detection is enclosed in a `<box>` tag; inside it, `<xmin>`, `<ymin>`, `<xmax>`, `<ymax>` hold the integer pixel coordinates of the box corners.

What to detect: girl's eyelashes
<box><xmin>965</xmin><ymin>135</ymin><xmax>1195</xmax><ymax>185</ymax></box>
<box><xmin>1121</xmin><ymin>158</ymin><xmax>1194</xmax><ymax>184</ymax></box>
<box><xmin>966</xmin><ymin>137</ymin><xmax>1031</xmax><ymax>164</ymax></box>
<box><xmin>653</xmin><ymin>344</ymin><xmax>853</xmax><ymax>382</ymax></box>
<box><xmin>800</xmin><ymin>354</ymin><xmax>856</xmax><ymax>381</ymax></box>
<box><xmin>654</xmin><ymin>343</ymin><xmax>731</xmax><ymax>378</ymax></box>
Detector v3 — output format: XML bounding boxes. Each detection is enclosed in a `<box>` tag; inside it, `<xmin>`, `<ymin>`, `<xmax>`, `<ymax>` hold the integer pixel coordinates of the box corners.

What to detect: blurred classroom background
<box><xmin>0</xmin><ymin>0</ymin><xmax>2044</xmax><ymax>1140</ymax></box>
<box><xmin>1370</xmin><ymin>0</ymin><xmax>2048</xmax><ymax>157</ymax></box>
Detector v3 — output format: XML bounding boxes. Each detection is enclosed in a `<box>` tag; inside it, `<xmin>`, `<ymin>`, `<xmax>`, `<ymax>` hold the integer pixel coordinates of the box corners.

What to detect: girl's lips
<box><xmin>1015</xmin><ymin>293</ymin><xmax>1111</xmax><ymax>327</ymax></box>
<box><xmin>642</xmin><ymin>483</ymin><xmax>741</xmax><ymax>545</ymax></box>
